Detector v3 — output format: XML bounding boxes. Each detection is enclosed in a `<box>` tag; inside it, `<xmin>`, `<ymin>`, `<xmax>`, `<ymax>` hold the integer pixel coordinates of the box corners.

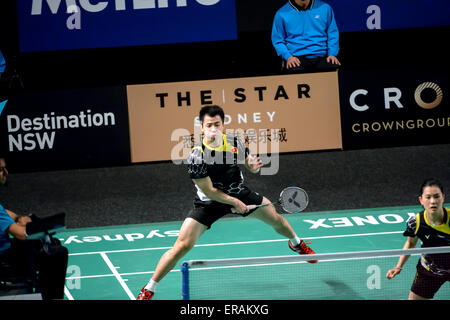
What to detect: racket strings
<box><xmin>280</xmin><ymin>188</ymin><xmax>308</xmax><ymax>213</ymax></box>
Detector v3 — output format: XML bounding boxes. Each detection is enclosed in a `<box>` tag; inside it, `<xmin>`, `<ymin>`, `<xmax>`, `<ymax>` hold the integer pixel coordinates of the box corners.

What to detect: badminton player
<box><xmin>386</xmin><ymin>178</ymin><xmax>450</xmax><ymax>300</ymax></box>
<box><xmin>137</xmin><ymin>105</ymin><xmax>316</xmax><ymax>300</ymax></box>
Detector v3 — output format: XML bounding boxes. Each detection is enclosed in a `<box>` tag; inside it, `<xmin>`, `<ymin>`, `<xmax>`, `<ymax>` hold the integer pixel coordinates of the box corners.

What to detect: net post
<box><xmin>181</xmin><ymin>262</ymin><xmax>190</xmax><ymax>300</ymax></box>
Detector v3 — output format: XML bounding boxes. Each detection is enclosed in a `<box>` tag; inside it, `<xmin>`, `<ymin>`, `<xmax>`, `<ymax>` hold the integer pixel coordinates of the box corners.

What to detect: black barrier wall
<box><xmin>1</xmin><ymin>1</ymin><xmax>449</xmax><ymax>92</ymax></box>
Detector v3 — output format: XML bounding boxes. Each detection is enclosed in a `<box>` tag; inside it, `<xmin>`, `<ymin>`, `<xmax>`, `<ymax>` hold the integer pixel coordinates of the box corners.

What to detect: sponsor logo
<box><xmin>5</xmin><ymin>109</ymin><xmax>117</xmax><ymax>151</ymax></box>
<box><xmin>414</xmin><ymin>82</ymin><xmax>443</xmax><ymax>110</ymax></box>
<box><xmin>127</xmin><ymin>73</ymin><xmax>342</xmax><ymax>164</ymax></box>
<box><xmin>59</xmin><ymin>229</ymin><xmax>179</xmax><ymax>245</ymax></box>
<box><xmin>349</xmin><ymin>81</ymin><xmax>444</xmax><ymax>112</ymax></box>
<box><xmin>346</xmin><ymin>79</ymin><xmax>448</xmax><ymax>135</ymax></box>
<box><xmin>31</xmin><ymin>0</ymin><xmax>222</xmax><ymax>15</ymax></box>
<box><xmin>304</xmin><ymin>212</ymin><xmax>415</xmax><ymax>229</ymax></box>
<box><xmin>19</xmin><ymin>0</ymin><xmax>236</xmax><ymax>51</ymax></box>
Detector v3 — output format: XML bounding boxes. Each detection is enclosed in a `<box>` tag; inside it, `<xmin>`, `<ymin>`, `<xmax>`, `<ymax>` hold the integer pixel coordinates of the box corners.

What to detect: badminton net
<box><xmin>180</xmin><ymin>246</ymin><xmax>450</xmax><ymax>300</ymax></box>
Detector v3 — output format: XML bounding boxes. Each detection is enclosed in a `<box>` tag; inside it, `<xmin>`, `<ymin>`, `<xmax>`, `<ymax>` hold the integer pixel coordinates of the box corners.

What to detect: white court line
<box><xmin>66</xmin><ymin>269</ymin><xmax>178</xmax><ymax>280</ymax></box>
<box><xmin>64</xmin><ymin>286</ymin><xmax>74</xmax><ymax>300</ymax></box>
<box><xmin>65</xmin><ymin>230</ymin><xmax>403</xmax><ymax>281</ymax></box>
<box><xmin>68</xmin><ymin>230</ymin><xmax>403</xmax><ymax>256</ymax></box>
<box><xmin>100</xmin><ymin>252</ymin><xmax>136</xmax><ymax>300</ymax></box>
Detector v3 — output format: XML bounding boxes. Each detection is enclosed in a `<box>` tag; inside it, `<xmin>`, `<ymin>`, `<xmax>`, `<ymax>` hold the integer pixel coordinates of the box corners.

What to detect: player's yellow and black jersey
<box><xmin>404</xmin><ymin>207</ymin><xmax>450</xmax><ymax>275</ymax></box>
<box><xmin>187</xmin><ymin>134</ymin><xmax>250</xmax><ymax>202</ymax></box>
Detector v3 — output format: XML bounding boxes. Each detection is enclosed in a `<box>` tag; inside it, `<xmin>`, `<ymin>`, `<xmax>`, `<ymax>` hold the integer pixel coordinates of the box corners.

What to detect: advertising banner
<box><xmin>127</xmin><ymin>71</ymin><xmax>342</xmax><ymax>165</ymax></box>
<box><xmin>338</xmin><ymin>69</ymin><xmax>449</xmax><ymax>150</ymax></box>
<box><xmin>327</xmin><ymin>0</ymin><xmax>450</xmax><ymax>32</ymax></box>
<box><xmin>17</xmin><ymin>0</ymin><xmax>237</xmax><ymax>52</ymax></box>
<box><xmin>0</xmin><ymin>87</ymin><xmax>131</xmax><ymax>172</ymax></box>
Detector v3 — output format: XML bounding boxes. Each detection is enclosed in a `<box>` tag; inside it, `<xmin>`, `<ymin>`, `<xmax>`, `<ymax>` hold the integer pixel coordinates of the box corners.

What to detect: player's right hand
<box><xmin>17</xmin><ymin>215</ymin><xmax>32</xmax><ymax>226</ymax></box>
<box><xmin>233</xmin><ymin>199</ymin><xmax>249</xmax><ymax>215</ymax></box>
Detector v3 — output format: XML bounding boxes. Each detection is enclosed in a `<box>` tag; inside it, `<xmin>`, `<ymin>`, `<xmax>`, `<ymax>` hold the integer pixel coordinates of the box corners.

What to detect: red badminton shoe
<box><xmin>136</xmin><ymin>288</ymin><xmax>154</xmax><ymax>300</ymax></box>
<box><xmin>288</xmin><ymin>240</ymin><xmax>318</xmax><ymax>263</ymax></box>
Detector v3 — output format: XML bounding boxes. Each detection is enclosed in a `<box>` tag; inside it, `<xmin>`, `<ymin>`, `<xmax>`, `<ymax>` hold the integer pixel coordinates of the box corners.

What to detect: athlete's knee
<box><xmin>173</xmin><ymin>239</ymin><xmax>195</xmax><ymax>256</ymax></box>
<box><xmin>263</xmin><ymin>212</ymin><xmax>285</xmax><ymax>229</ymax></box>
<box><xmin>274</xmin><ymin>215</ymin><xmax>288</xmax><ymax>229</ymax></box>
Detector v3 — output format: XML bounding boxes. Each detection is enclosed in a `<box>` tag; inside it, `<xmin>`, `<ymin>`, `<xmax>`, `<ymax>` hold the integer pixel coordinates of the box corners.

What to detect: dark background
<box><xmin>1</xmin><ymin>0</ymin><xmax>449</xmax><ymax>90</ymax></box>
<box><xmin>0</xmin><ymin>0</ymin><xmax>449</xmax><ymax>228</ymax></box>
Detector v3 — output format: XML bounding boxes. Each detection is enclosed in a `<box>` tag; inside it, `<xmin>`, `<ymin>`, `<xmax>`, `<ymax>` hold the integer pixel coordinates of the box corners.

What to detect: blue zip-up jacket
<box><xmin>0</xmin><ymin>204</ymin><xmax>14</xmax><ymax>253</ymax></box>
<box><xmin>271</xmin><ymin>0</ymin><xmax>339</xmax><ymax>61</ymax></box>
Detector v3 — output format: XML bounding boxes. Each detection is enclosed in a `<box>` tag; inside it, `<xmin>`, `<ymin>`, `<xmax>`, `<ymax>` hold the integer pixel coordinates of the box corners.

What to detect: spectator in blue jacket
<box><xmin>272</xmin><ymin>0</ymin><xmax>341</xmax><ymax>73</ymax></box>
<box><xmin>0</xmin><ymin>50</ymin><xmax>5</xmax><ymax>79</ymax></box>
<box><xmin>0</xmin><ymin>156</ymin><xmax>68</xmax><ymax>300</ymax></box>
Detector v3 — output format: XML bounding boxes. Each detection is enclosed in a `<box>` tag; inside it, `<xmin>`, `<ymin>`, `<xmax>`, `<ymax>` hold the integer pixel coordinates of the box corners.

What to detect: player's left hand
<box><xmin>247</xmin><ymin>155</ymin><xmax>263</xmax><ymax>173</ymax></box>
<box><xmin>386</xmin><ymin>267</ymin><xmax>402</xmax><ymax>279</ymax></box>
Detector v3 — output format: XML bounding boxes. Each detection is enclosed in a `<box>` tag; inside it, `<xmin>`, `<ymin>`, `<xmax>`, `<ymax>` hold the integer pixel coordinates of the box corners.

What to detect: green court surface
<box><xmin>59</xmin><ymin>204</ymin><xmax>450</xmax><ymax>300</ymax></box>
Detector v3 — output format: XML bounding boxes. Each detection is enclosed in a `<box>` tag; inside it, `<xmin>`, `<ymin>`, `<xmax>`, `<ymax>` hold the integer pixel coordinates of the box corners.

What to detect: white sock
<box><xmin>289</xmin><ymin>236</ymin><xmax>301</xmax><ymax>246</ymax></box>
<box><xmin>144</xmin><ymin>279</ymin><xmax>158</xmax><ymax>292</ymax></box>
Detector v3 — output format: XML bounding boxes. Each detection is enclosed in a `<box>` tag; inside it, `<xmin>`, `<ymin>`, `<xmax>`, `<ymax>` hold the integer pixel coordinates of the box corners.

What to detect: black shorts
<box><xmin>410</xmin><ymin>260</ymin><xmax>450</xmax><ymax>299</ymax></box>
<box><xmin>187</xmin><ymin>187</ymin><xmax>264</xmax><ymax>229</ymax></box>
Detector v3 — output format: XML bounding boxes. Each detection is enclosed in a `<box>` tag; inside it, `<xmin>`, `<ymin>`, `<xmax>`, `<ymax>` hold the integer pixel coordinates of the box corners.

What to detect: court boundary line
<box><xmin>100</xmin><ymin>252</ymin><xmax>136</xmax><ymax>300</ymax></box>
<box><xmin>68</xmin><ymin>230</ymin><xmax>403</xmax><ymax>256</ymax></box>
<box><xmin>64</xmin><ymin>286</ymin><xmax>74</xmax><ymax>300</ymax></box>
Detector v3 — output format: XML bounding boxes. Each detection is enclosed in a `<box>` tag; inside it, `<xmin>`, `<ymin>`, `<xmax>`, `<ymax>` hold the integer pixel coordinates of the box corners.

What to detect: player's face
<box><xmin>202</xmin><ymin>114</ymin><xmax>224</xmax><ymax>144</ymax></box>
<box><xmin>419</xmin><ymin>186</ymin><xmax>445</xmax><ymax>214</ymax></box>
<box><xmin>294</xmin><ymin>0</ymin><xmax>310</xmax><ymax>9</ymax></box>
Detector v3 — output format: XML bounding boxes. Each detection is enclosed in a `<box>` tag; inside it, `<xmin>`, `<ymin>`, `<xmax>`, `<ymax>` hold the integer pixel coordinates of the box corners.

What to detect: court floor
<box><xmin>59</xmin><ymin>204</ymin><xmax>450</xmax><ymax>300</ymax></box>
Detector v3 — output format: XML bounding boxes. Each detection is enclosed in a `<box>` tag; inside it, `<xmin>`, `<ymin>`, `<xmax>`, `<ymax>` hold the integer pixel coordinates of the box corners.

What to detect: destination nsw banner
<box><xmin>0</xmin><ymin>87</ymin><xmax>131</xmax><ymax>172</ymax></box>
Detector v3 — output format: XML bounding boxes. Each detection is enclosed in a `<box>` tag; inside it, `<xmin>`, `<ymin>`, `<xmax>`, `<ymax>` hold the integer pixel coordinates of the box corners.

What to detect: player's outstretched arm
<box><xmin>386</xmin><ymin>237</ymin><xmax>418</xmax><ymax>279</ymax></box>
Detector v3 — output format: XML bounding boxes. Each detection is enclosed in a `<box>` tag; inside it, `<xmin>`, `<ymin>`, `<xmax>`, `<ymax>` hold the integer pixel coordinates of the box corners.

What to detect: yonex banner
<box><xmin>338</xmin><ymin>68</ymin><xmax>450</xmax><ymax>150</ymax></box>
<box><xmin>126</xmin><ymin>72</ymin><xmax>342</xmax><ymax>164</ymax></box>
<box><xmin>0</xmin><ymin>87</ymin><xmax>131</xmax><ymax>172</ymax></box>
<box><xmin>17</xmin><ymin>0</ymin><xmax>237</xmax><ymax>52</ymax></box>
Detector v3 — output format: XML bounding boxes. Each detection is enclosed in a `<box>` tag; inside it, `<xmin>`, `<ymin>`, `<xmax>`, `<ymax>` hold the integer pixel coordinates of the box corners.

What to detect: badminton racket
<box><xmin>231</xmin><ymin>186</ymin><xmax>309</xmax><ymax>214</ymax></box>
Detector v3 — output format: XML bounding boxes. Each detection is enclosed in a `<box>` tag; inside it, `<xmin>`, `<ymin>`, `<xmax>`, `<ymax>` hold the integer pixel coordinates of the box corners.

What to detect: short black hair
<box><xmin>419</xmin><ymin>178</ymin><xmax>444</xmax><ymax>195</ymax></box>
<box><xmin>199</xmin><ymin>105</ymin><xmax>224</xmax><ymax>124</ymax></box>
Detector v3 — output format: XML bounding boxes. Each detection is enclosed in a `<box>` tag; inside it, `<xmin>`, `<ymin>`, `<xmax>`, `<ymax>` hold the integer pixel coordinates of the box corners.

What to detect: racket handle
<box><xmin>231</xmin><ymin>204</ymin><xmax>259</xmax><ymax>214</ymax></box>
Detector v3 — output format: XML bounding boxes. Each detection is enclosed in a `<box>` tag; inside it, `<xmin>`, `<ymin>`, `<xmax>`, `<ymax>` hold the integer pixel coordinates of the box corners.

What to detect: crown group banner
<box><xmin>339</xmin><ymin>68</ymin><xmax>449</xmax><ymax>149</ymax></box>
<box><xmin>1</xmin><ymin>68</ymin><xmax>448</xmax><ymax>173</ymax></box>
